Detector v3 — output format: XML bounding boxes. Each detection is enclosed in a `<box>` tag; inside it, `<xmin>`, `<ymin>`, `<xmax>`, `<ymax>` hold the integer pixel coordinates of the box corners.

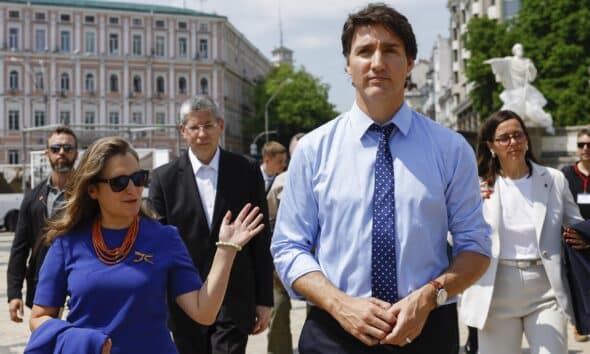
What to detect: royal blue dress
<box><xmin>34</xmin><ymin>217</ymin><xmax>203</xmax><ymax>354</ymax></box>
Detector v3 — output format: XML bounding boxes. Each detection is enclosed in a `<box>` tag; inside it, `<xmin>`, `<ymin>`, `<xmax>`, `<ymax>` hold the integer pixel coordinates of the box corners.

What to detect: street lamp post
<box><xmin>264</xmin><ymin>78</ymin><xmax>292</xmax><ymax>143</ymax></box>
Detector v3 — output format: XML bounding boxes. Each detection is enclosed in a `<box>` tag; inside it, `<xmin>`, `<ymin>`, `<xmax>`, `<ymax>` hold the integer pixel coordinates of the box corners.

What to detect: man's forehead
<box><xmin>578</xmin><ymin>134</ymin><xmax>590</xmax><ymax>141</ymax></box>
<box><xmin>351</xmin><ymin>24</ymin><xmax>401</xmax><ymax>45</ymax></box>
<box><xmin>48</xmin><ymin>133</ymin><xmax>75</xmax><ymax>144</ymax></box>
<box><xmin>186</xmin><ymin>110</ymin><xmax>217</xmax><ymax>121</ymax></box>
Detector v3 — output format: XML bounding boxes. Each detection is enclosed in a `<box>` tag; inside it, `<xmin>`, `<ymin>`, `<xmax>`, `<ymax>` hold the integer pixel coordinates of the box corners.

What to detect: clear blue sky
<box><xmin>111</xmin><ymin>0</ymin><xmax>450</xmax><ymax>113</ymax></box>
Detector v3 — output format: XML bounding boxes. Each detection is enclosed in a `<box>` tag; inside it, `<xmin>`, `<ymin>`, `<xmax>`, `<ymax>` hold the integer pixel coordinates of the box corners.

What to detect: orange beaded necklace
<box><xmin>92</xmin><ymin>216</ymin><xmax>139</xmax><ymax>265</ymax></box>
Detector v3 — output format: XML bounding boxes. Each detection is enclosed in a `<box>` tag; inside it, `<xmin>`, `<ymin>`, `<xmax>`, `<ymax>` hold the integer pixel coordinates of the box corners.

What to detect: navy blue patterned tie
<box><xmin>370</xmin><ymin>123</ymin><xmax>398</xmax><ymax>303</ymax></box>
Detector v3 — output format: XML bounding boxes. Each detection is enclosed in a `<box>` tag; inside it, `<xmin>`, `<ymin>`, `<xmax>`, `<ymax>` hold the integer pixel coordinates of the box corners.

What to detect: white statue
<box><xmin>485</xmin><ymin>43</ymin><xmax>554</xmax><ymax>133</ymax></box>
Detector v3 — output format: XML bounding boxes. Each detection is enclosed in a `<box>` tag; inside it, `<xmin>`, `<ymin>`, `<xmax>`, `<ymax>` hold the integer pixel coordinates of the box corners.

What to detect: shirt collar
<box><xmin>349</xmin><ymin>101</ymin><xmax>412</xmax><ymax>140</ymax></box>
<box><xmin>188</xmin><ymin>147</ymin><xmax>220</xmax><ymax>175</ymax></box>
<box><xmin>46</xmin><ymin>176</ymin><xmax>61</xmax><ymax>193</ymax></box>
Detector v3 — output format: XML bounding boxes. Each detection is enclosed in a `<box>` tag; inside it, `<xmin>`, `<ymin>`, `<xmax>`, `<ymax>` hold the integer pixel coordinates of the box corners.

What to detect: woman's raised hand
<box><xmin>218</xmin><ymin>203</ymin><xmax>265</xmax><ymax>248</ymax></box>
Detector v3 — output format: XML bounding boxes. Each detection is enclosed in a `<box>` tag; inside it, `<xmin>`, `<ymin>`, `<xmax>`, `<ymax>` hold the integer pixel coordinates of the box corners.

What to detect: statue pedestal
<box><xmin>527</xmin><ymin>126</ymin><xmax>545</xmax><ymax>161</ymax></box>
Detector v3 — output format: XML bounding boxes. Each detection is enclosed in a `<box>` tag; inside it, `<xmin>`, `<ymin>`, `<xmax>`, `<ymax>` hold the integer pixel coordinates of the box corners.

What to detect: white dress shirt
<box><xmin>188</xmin><ymin>147</ymin><xmax>220</xmax><ymax>230</ymax></box>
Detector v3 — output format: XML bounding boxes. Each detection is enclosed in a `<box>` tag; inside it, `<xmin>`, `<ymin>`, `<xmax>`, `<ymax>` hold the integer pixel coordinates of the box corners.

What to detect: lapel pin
<box><xmin>133</xmin><ymin>251</ymin><xmax>154</xmax><ymax>264</ymax></box>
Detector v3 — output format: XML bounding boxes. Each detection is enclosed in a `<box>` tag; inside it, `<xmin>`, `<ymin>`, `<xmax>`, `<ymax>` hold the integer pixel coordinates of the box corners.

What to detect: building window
<box><xmin>85</xmin><ymin>73</ymin><xmax>95</xmax><ymax>92</ymax></box>
<box><xmin>85</xmin><ymin>15</ymin><xmax>95</xmax><ymax>24</ymax></box>
<box><xmin>8</xmin><ymin>111</ymin><xmax>19</xmax><ymax>131</ymax></box>
<box><xmin>9</xmin><ymin>28</ymin><xmax>19</xmax><ymax>50</ymax></box>
<box><xmin>8</xmin><ymin>150</ymin><xmax>19</xmax><ymax>165</ymax></box>
<box><xmin>178</xmin><ymin>21</ymin><xmax>187</xmax><ymax>30</ymax></box>
<box><xmin>179</xmin><ymin>37</ymin><xmax>187</xmax><ymax>57</ymax></box>
<box><xmin>199</xmin><ymin>23</ymin><xmax>208</xmax><ymax>32</ymax></box>
<box><xmin>9</xmin><ymin>11</ymin><xmax>20</xmax><ymax>19</ymax></box>
<box><xmin>84</xmin><ymin>112</ymin><xmax>95</xmax><ymax>128</ymax></box>
<box><xmin>60</xmin><ymin>73</ymin><xmax>70</xmax><ymax>92</ymax></box>
<box><xmin>35</xmin><ymin>29</ymin><xmax>46</xmax><ymax>51</ymax></box>
<box><xmin>132</xmin><ymin>112</ymin><xmax>142</xmax><ymax>124</ymax></box>
<box><xmin>156</xmin><ymin>36</ymin><xmax>165</xmax><ymax>57</ymax></box>
<box><xmin>155</xmin><ymin>112</ymin><xmax>166</xmax><ymax>127</ymax></box>
<box><xmin>132</xmin><ymin>18</ymin><xmax>142</xmax><ymax>27</ymax></box>
<box><xmin>109</xmin><ymin>17</ymin><xmax>119</xmax><ymax>25</ymax></box>
<box><xmin>178</xmin><ymin>77</ymin><xmax>187</xmax><ymax>95</ymax></box>
<box><xmin>34</xmin><ymin>72</ymin><xmax>44</xmax><ymax>90</ymax></box>
<box><xmin>109</xmin><ymin>33</ymin><xmax>119</xmax><ymax>55</ymax></box>
<box><xmin>9</xmin><ymin>71</ymin><xmax>19</xmax><ymax>90</ymax></box>
<box><xmin>110</xmin><ymin>74</ymin><xmax>119</xmax><ymax>92</ymax></box>
<box><xmin>132</xmin><ymin>35</ymin><xmax>142</xmax><ymax>56</ymax></box>
<box><xmin>133</xmin><ymin>76</ymin><xmax>142</xmax><ymax>93</ymax></box>
<box><xmin>109</xmin><ymin>112</ymin><xmax>120</xmax><ymax>125</ymax></box>
<box><xmin>60</xmin><ymin>111</ymin><xmax>71</xmax><ymax>125</ymax></box>
<box><xmin>155</xmin><ymin>20</ymin><xmax>165</xmax><ymax>28</ymax></box>
<box><xmin>156</xmin><ymin>76</ymin><xmax>165</xmax><ymax>94</ymax></box>
<box><xmin>60</xmin><ymin>30</ymin><xmax>71</xmax><ymax>52</ymax></box>
<box><xmin>200</xmin><ymin>78</ymin><xmax>209</xmax><ymax>95</ymax></box>
<box><xmin>199</xmin><ymin>39</ymin><xmax>208</xmax><ymax>59</ymax></box>
<box><xmin>34</xmin><ymin>111</ymin><xmax>45</xmax><ymax>127</ymax></box>
<box><xmin>60</xmin><ymin>14</ymin><xmax>71</xmax><ymax>22</ymax></box>
<box><xmin>85</xmin><ymin>32</ymin><xmax>95</xmax><ymax>53</ymax></box>
<box><xmin>35</xmin><ymin>12</ymin><xmax>46</xmax><ymax>21</ymax></box>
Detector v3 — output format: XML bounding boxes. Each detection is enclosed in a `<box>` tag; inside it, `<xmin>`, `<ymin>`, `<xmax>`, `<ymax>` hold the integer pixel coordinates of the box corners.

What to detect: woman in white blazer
<box><xmin>460</xmin><ymin>110</ymin><xmax>584</xmax><ymax>354</ymax></box>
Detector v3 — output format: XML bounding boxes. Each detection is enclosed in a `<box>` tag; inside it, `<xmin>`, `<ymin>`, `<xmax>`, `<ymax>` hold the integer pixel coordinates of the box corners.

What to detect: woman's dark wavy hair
<box><xmin>477</xmin><ymin>110</ymin><xmax>539</xmax><ymax>186</ymax></box>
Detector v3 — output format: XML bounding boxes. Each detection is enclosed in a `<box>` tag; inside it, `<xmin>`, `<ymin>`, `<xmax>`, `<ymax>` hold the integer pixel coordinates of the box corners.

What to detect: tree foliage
<box><xmin>465</xmin><ymin>0</ymin><xmax>590</xmax><ymax>126</ymax></box>
<box><xmin>244</xmin><ymin>64</ymin><xmax>338</xmax><ymax>150</ymax></box>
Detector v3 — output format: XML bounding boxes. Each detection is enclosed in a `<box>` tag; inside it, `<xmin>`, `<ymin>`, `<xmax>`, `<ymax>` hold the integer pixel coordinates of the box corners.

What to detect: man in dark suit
<box><xmin>7</xmin><ymin>126</ymin><xmax>78</xmax><ymax>322</ymax></box>
<box><xmin>149</xmin><ymin>95</ymin><xmax>273</xmax><ymax>354</ymax></box>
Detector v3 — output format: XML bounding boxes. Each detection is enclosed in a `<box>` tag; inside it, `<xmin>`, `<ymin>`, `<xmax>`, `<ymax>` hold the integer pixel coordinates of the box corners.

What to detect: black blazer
<box><xmin>566</xmin><ymin>220</ymin><xmax>590</xmax><ymax>334</ymax></box>
<box><xmin>7</xmin><ymin>179</ymin><xmax>52</xmax><ymax>308</ymax></box>
<box><xmin>149</xmin><ymin>149</ymin><xmax>273</xmax><ymax>335</ymax></box>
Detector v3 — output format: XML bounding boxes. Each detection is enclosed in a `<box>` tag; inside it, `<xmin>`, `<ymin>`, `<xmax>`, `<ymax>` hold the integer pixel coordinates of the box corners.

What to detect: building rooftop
<box><xmin>1</xmin><ymin>0</ymin><xmax>225</xmax><ymax>18</ymax></box>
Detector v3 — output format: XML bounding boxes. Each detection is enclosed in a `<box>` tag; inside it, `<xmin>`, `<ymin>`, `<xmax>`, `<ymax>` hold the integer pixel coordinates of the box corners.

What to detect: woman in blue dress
<box><xmin>26</xmin><ymin>137</ymin><xmax>264</xmax><ymax>354</ymax></box>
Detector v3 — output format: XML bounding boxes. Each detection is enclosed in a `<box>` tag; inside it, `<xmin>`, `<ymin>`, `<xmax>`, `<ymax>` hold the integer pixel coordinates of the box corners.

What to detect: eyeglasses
<box><xmin>493</xmin><ymin>131</ymin><xmax>526</xmax><ymax>146</ymax></box>
<box><xmin>187</xmin><ymin>122</ymin><xmax>218</xmax><ymax>133</ymax></box>
<box><xmin>94</xmin><ymin>170</ymin><xmax>149</xmax><ymax>192</ymax></box>
<box><xmin>49</xmin><ymin>144</ymin><xmax>75</xmax><ymax>153</ymax></box>
<box><xmin>577</xmin><ymin>142</ymin><xmax>590</xmax><ymax>149</ymax></box>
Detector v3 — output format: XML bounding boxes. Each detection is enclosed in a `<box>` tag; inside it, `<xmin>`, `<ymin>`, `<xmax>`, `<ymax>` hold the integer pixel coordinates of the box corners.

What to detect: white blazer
<box><xmin>460</xmin><ymin>162</ymin><xmax>582</xmax><ymax>329</ymax></box>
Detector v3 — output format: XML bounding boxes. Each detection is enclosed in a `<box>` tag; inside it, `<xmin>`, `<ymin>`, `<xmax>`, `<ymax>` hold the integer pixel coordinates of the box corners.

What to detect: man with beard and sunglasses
<box><xmin>7</xmin><ymin>126</ymin><xmax>78</xmax><ymax>323</ymax></box>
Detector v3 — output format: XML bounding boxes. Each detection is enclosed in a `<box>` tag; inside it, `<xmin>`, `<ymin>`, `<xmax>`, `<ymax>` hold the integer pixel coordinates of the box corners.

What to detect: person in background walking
<box><xmin>266</xmin><ymin>133</ymin><xmax>305</xmax><ymax>354</ymax></box>
<box><xmin>461</xmin><ymin>110</ymin><xmax>584</xmax><ymax>354</ymax></box>
<box><xmin>7</xmin><ymin>126</ymin><xmax>78</xmax><ymax>323</ymax></box>
<box><xmin>561</xmin><ymin>128</ymin><xmax>590</xmax><ymax>342</ymax></box>
<box><xmin>260</xmin><ymin>141</ymin><xmax>287</xmax><ymax>193</ymax></box>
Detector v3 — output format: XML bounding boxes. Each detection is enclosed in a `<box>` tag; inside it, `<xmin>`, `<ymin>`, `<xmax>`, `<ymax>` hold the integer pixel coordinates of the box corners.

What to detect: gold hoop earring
<box><xmin>491</xmin><ymin>150</ymin><xmax>496</xmax><ymax>158</ymax></box>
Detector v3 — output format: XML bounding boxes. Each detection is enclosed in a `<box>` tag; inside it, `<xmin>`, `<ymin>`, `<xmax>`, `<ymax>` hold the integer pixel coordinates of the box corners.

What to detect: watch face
<box><xmin>436</xmin><ymin>288</ymin><xmax>448</xmax><ymax>306</ymax></box>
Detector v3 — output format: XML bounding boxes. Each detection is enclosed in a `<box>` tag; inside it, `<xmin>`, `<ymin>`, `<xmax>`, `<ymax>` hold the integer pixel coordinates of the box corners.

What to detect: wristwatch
<box><xmin>429</xmin><ymin>280</ymin><xmax>448</xmax><ymax>307</ymax></box>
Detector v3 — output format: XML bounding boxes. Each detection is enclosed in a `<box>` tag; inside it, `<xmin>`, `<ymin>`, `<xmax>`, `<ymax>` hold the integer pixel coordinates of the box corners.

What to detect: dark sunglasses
<box><xmin>49</xmin><ymin>144</ymin><xmax>75</xmax><ymax>153</ymax></box>
<box><xmin>95</xmin><ymin>170</ymin><xmax>149</xmax><ymax>192</ymax></box>
<box><xmin>577</xmin><ymin>142</ymin><xmax>590</xmax><ymax>149</ymax></box>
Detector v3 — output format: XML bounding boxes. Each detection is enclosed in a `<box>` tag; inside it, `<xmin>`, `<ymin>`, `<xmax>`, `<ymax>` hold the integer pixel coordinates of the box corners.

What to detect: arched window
<box><xmin>178</xmin><ymin>77</ymin><xmax>187</xmax><ymax>95</ymax></box>
<box><xmin>85</xmin><ymin>73</ymin><xmax>95</xmax><ymax>92</ymax></box>
<box><xmin>133</xmin><ymin>75</ymin><xmax>142</xmax><ymax>93</ymax></box>
<box><xmin>60</xmin><ymin>73</ymin><xmax>70</xmax><ymax>91</ymax></box>
<box><xmin>200</xmin><ymin>78</ymin><xmax>208</xmax><ymax>95</ymax></box>
<box><xmin>156</xmin><ymin>76</ymin><xmax>165</xmax><ymax>94</ymax></box>
<box><xmin>110</xmin><ymin>74</ymin><xmax>119</xmax><ymax>92</ymax></box>
<box><xmin>9</xmin><ymin>71</ymin><xmax>19</xmax><ymax>90</ymax></box>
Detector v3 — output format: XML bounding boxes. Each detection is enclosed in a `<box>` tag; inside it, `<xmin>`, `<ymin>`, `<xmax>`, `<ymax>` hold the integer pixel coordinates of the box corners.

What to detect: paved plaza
<box><xmin>0</xmin><ymin>231</ymin><xmax>588</xmax><ymax>353</ymax></box>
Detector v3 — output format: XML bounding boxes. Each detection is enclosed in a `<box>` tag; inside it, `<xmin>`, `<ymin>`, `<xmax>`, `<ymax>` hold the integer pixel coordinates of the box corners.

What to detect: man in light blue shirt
<box><xmin>271</xmin><ymin>3</ymin><xmax>491</xmax><ymax>354</ymax></box>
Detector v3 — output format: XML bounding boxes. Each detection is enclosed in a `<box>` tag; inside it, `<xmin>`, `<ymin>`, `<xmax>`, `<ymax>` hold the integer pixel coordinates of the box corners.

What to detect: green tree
<box><xmin>245</xmin><ymin>64</ymin><xmax>338</xmax><ymax>151</ymax></box>
<box><xmin>465</xmin><ymin>0</ymin><xmax>590</xmax><ymax>126</ymax></box>
<box><xmin>464</xmin><ymin>17</ymin><xmax>517</xmax><ymax>120</ymax></box>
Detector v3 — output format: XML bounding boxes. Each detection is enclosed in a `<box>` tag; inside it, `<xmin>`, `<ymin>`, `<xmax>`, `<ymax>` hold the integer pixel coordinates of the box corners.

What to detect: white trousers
<box><xmin>479</xmin><ymin>263</ymin><xmax>567</xmax><ymax>354</ymax></box>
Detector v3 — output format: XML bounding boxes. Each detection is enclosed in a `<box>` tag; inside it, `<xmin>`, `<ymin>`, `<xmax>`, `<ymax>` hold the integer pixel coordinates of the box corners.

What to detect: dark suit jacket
<box><xmin>7</xmin><ymin>179</ymin><xmax>52</xmax><ymax>308</ymax></box>
<box><xmin>566</xmin><ymin>220</ymin><xmax>590</xmax><ymax>334</ymax></box>
<box><xmin>149</xmin><ymin>149</ymin><xmax>273</xmax><ymax>335</ymax></box>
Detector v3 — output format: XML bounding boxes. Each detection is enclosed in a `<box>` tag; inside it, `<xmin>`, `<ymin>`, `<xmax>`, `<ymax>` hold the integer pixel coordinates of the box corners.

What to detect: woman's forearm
<box><xmin>177</xmin><ymin>247</ymin><xmax>237</xmax><ymax>325</ymax></box>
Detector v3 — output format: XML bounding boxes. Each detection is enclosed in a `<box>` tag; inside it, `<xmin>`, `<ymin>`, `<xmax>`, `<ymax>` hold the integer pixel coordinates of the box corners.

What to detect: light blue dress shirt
<box><xmin>271</xmin><ymin>102</ymin><xmax>492</xmax><ymax>301</ymax></box>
